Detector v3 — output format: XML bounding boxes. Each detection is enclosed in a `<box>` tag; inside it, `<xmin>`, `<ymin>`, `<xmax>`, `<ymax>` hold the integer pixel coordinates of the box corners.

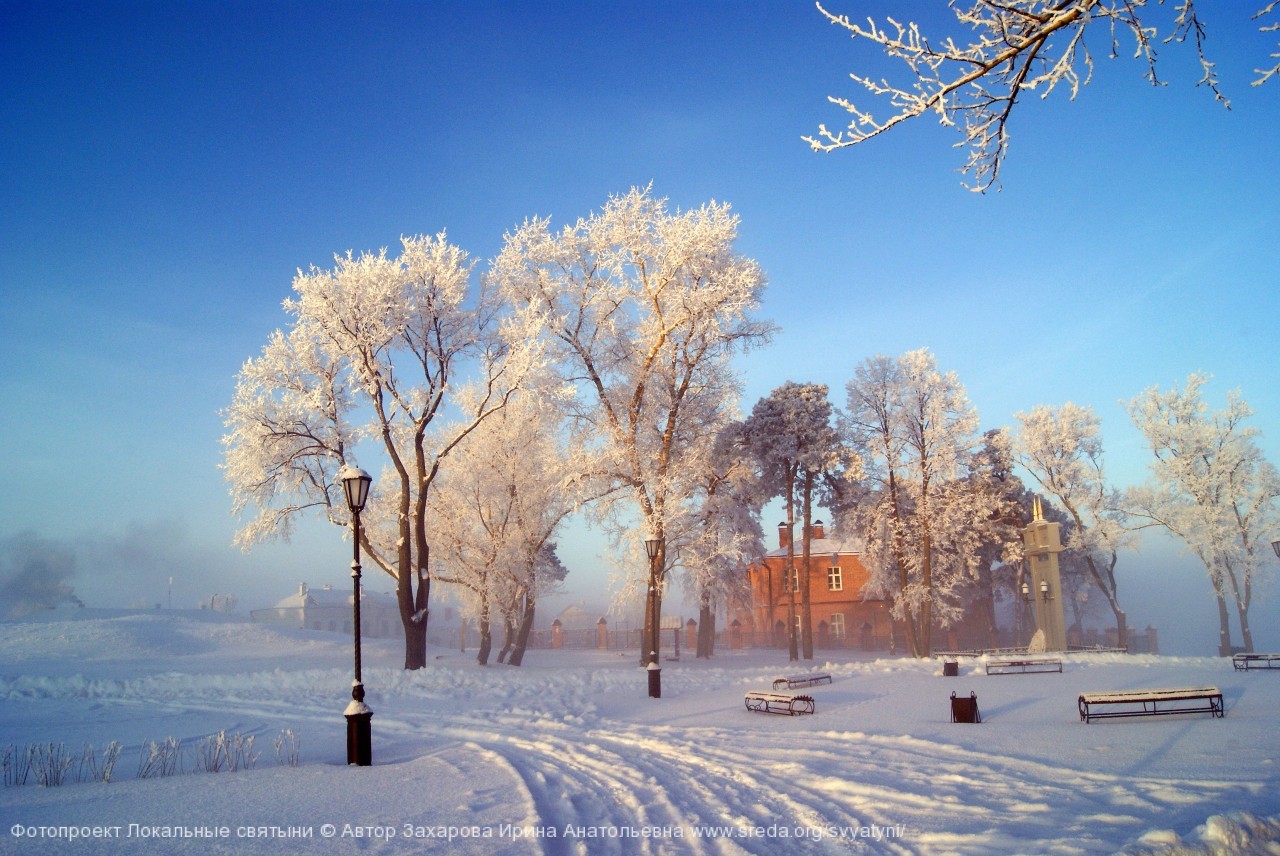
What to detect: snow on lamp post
<box><xmin>644</xmin><ymin>532</ymin><xmax>661</xmax><ymax>698</ymax></box>
<box><xmin>341</xmin><ymin>466</ymin><xmax>373</xmax><ymax>766</ymax></box>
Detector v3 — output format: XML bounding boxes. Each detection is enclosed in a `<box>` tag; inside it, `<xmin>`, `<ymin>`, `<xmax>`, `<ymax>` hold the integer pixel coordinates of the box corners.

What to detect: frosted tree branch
<box><xmin>807</xmin><ymin>1</ymin><xmax>1268</xmax><ymax>191</ymax></box>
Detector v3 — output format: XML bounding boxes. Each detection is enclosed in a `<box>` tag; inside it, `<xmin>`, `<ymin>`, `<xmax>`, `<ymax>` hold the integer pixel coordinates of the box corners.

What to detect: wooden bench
<box><xmin>985</xmin><ymin>657</ymin><xmax>1063</xmax><ymax>676</ymax></box>
<box><xmin>744</xmin><ymin>691</ymin><xmax>815</xmax><ymax>716</ymax></box>
<box><xmin>1078</xmin><ymin>687</ymin><xmax>1224</xmax><ymax>723</ymax></box>
<box><xmin>772</xmin><ymin>673</ymin><xmax>832</xmax><ymax>690</ymax></box>
<box><xmin>1232</xmin><ymin>653</ymin><xmax>1280</xmax><ymax>671</ymax></box>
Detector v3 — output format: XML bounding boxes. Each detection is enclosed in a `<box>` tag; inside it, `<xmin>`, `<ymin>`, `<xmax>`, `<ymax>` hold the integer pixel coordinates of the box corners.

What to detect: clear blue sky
<box><xmin>2</xmin><ymin>2</ymin><xmax>1277</xmax><ymax>651</ymax></box>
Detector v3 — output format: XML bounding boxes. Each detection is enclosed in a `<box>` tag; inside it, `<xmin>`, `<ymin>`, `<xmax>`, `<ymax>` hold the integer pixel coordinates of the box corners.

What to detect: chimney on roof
<box><xmin>778</xmin><ymin>522</ymin><xmax>790</xmax><ymax>549</ymax></box>
<box><xmin>812</xmin><ymin>520</ymin><xmax>825</xmax><ymax>540</ymax></box>
<box><xmin>299</xmin><ymin>582</ymin><xmax>307</xmax><ymax>597</ymax></box>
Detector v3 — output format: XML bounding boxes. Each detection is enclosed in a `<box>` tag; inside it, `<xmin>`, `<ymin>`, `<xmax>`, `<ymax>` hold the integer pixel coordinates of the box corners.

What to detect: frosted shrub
<box><xmin>136</xmin><ymin>737</ymin><xmax>182</xmax><ymax>779</ymax></box>
<box><xmin>81</xmin><ymin>741</ymin><xmax>121</xmax><ymax>784</ymax></box>
<box><xmin>3</xmin><ymin>744</ymin><xmax>33</xmax><ymax>787</ymax></box>
<box><xmin>274</xmin><ymin>729</ymin><xmax>299</xmax><ymax>767</ymax></box>
<box><xmin>33</xmin><ymin>743</ymin><xmax>75</xmax><ymax>787</ymax></box>
<box><xmin>196</xmin><ymin>731</ymin><xmax>257</xmax><ymax>773</ymax></box>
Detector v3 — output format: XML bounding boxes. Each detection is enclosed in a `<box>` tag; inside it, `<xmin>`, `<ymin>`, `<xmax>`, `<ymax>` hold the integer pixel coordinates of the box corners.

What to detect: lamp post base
<box><xmin>345</xmin><ymin>702</ymin><xmax>373</xmax><ymax>766</ymax></box>
<box><xmin>647</xmin><ymin>657</ymin><xmax>661</xmax><ymax>699</ymax></box>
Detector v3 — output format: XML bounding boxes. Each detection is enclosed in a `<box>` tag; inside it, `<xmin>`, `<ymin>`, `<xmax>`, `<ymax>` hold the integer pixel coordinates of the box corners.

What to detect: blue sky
<box><xmin>2</xmin><ymin>2</ymin><xmax>1277</xmax><ymax>652</ymax></box>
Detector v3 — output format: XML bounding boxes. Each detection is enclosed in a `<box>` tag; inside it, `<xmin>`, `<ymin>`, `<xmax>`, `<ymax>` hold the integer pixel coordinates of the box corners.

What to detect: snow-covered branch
<box><xmin>807</xmin><ymin>1</ymin><xmax>1268</xmax><ymax>190</ymax></box>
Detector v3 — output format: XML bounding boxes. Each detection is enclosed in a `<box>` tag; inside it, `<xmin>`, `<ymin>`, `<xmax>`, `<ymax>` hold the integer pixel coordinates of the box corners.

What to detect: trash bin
<box><xmin>943</xmin><ymin>659</ymin><xmax>958</xmax><ymax>677</ymax></box>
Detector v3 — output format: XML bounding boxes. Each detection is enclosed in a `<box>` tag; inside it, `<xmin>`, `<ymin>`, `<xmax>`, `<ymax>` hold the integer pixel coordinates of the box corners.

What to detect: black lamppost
<box><xmin>341</xmin><ymin>466</ymin><xmax>373</xmax><ymax>766</ymax></box>
<box><xmin>645</xmin><ymin>532</ymin><xmax>661</xmax><ymax>698</ymax></box>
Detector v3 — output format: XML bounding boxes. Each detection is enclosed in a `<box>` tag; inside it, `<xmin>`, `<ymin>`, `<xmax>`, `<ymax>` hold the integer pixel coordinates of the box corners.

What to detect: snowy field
<box><xmin>1</xmin><ymin>611</ymin><xmax>1278</xmax><ymax>855</ymax></box>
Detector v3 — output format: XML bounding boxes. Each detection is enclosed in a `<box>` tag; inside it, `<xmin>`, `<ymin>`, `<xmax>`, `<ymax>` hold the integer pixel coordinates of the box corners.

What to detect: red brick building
<box><xmin>730</xmin><ymin>521</ymin><xmax>894</xmax><ymax>651</ymax></box>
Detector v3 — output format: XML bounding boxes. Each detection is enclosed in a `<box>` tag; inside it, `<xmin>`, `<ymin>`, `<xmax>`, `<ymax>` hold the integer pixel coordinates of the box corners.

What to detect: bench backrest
<box><xmin>1080</xmin><ymin>687</ymin><xmax>1220</xmax><ymax>703</ymax></box>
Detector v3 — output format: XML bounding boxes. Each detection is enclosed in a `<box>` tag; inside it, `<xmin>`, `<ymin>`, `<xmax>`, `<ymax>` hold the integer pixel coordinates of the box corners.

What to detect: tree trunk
<box><xmin>401</xmin><ymin>572</ymin><xmax>429</xmax><ymax>670</ymax></box>
<box><xmin>1112</xmin><ymin>606</ymin><xmax>1127</xmax><ymax>652</ymax></box>
<box><xmin>640</xmin><ymin>585</ymin><xmax>656</xmax><ymax>666</ymax></box>
<box><xmin>641</xmin><ymin>551</ymin><xmax>665</xmax><ymax>666</ymax></box>
<box><xmin>404</xmin><ymin>613</ymin><xmax>428</xmax><ymax>670</ymax></box>
<box><xmin>1081</xmin><ymin>552</ymin><xmax>1126</xmax><ymax>655</ymax></box>
<box><xmin>800</xmin><ymin>473</ymin><xmax>815</xmax><ymax>660</ymax></box>
<box><xmin>1223</xmin><ymin>564</ymin><xmax>1254</xmax><ymax>654</ymax></box>
<box><xmin>508</xmin><ymin>595</ymin><xmax>536</xmax><ymax>667</ymax></box>
<box><xmin>697</xmin><ymin>602</ymin><xmax>715</xmax><ymax>659</ymax></box>
<box><xmin>978</xmin><ymin>565</ymin><xmax>998</xmax><ymax>648</ymax></box>
<box><xmin>917</xmin><ymin>524</ymin><xmax>933</xmax><ymax>658</ymax></box>
<box><xmin>1215</xmin><ymin>590</ymin><xmax>1234</xmax><ymax>656</ymax></box>
<box><xmin>476</xmin><ymin>599</ymin><xmax>492</xmax><ymax>666</ymax></box>
<box><xmin>497</xmin><ymin>609</ymin><xmax>516</xmax><ymax>664</ymax></box>
<box><xmin>785</xmin><ymin>488</ymin><xmax>798</xmax><ymax>662</ymax></box>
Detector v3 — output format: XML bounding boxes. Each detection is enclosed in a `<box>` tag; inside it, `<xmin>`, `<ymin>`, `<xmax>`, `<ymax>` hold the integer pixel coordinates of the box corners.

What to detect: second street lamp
<box><xmin>644</xmin><ymin>533</ymin><xmax>661</xmax><ymax>698</ymax></box>
<box><xmin>341</xmin><ymin>466</ymin><xmax>373</xmax><ymax>766</ymax></box>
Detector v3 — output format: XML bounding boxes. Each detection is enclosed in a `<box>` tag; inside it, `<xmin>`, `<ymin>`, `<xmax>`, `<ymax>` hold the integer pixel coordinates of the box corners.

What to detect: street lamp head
<box><xmin>644</xmin><ymin>532</ymin><xmax>661</xmax><ymax>561</ymax></box>
<box><xmin>340</xmin><ymin>466</ymin><xmax>373</xmax><ymax>515</ymax></box>
<box><xmin>1021</xmin><ymin>581</ymin><xmax>1030</xmax><ymax>599</ymax></box>
<box><xmin>1040</xmin><ymin>580</ymin><xmax>1051</xmax><ymax>600</ymax></box>
<box><xmin>1272</xmin><ymin>539</ymin><xmax>1280</xmax><ymax>560</ymax></box>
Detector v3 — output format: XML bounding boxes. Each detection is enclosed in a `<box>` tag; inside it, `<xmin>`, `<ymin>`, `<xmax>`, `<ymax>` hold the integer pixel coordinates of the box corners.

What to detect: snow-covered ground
<box><xmin>1</xmin><ymin>611</ymin><xmax>1278</xmax><ymax>855</ymax></box>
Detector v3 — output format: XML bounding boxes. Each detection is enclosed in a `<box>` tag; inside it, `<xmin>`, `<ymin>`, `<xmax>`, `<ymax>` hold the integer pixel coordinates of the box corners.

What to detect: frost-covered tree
<box><xmin>956</xmin><ymin>430</ymin><xmax>1028</xmax><ymax>649</ymax></box>
<box><xmin>222</xmin><ymin>233</ymin><xmax>546</xmax><ymax>670</ymax></box>
<box><xmin>841</xmin><ymin>349</ymin><xmax>1009</xmax><ymax>658</ymax></box>
<box><xmin>742</xmin><ymin>382</ymin><xmax>842</xmax><ymax>660</ymax></box>
<box><xmin>491</xmin><ymin>187</ymin><xmax>775</xmax><ymax>665</ymax></box>
<box><xmin>1126</xmin><ymin>373</ymin><xmax>1280</xmax><ymax>654</ymax></box>
<box><xmin>428</xmin><ymin>395</ymin><xmax>579</xmax><ymax>666</ymax></box>
<box><xmin>500</xmin><ymin>545</ymin><xmax>568</xmax><ymax>666</ymax></box>
<box><xmin>682</xmin><ymin>423</ymin><xmax>766</xmax><ymax>659</ymax></box>
<box><xmin>1011</xmin><ymin>403</ymin><xmax>1133</xmax><ymax>647</ymax></box>
<box><xmin>807</xmin><ymin>1</ymin><xmax>1280</xmax><ymax>190</ymax></box>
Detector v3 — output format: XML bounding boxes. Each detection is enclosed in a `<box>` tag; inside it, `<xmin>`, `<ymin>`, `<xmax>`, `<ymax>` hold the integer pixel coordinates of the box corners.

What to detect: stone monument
<box><xmin>1021</xmin><ymin>497</ymin><xmax>1067</xmax><ymax>652</ymax></box>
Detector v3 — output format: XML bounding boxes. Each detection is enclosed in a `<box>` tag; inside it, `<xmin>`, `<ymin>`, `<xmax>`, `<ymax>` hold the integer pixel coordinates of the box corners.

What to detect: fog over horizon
<box><xmin>5</xmin><ymin>514</ymin><xmax>1271</xmax><ymax>659</ymax></box>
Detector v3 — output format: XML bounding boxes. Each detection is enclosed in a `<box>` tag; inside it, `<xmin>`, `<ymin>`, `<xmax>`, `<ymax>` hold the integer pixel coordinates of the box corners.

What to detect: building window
<box><xmin>785</xmin><ymin>566</ymin><xmax>800</xmax><ymax>592</ymax></box>
<box><xmin>827</xmin><ymin>565</ymin><xmax>843</xmax><ymax>591</ymax></box>
<box><xmin>830</xmin><ymin>613</ymin><xmax>846</xmax><ymax>639</ymax></box>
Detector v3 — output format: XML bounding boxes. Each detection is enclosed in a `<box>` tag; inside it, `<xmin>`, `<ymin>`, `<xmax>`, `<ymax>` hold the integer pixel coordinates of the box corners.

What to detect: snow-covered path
<box><xmin>2</xmin><ymin>612</ymin><xmax>1279</xmax><ymax>854</ymax></box>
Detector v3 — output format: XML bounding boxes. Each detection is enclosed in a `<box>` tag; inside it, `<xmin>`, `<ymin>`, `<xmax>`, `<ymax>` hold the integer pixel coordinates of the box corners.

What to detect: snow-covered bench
<box><xmin>1232</xmin><ymin>653</ymin><xmax>1280</xmax><ymax>671</ymax></box>
<box><xmin>934</xmin><ymin>647</ymin><xmax>1029</xmax><ymax>659</ymax></box>
<box><xmin>1078</xmin><ymin>687</ymin><xmax>1224</xmax><ymax>723</ymax></box>
<box><xmin>772</xmin><ymin>673</ymin><xmax>832</xmax><ymax>690</ymax></box>
<box><xmin>985</xmin><ymin>657</ymin><xmax>1062</xmax><ymax>676</ymax></box>
<box><xmin>744</xmin><ymin>691</ymin><xmax>815</xmax><ymax>716</ymax></box>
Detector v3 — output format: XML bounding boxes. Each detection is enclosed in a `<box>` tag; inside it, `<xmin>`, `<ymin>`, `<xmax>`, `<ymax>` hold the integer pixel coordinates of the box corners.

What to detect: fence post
<box><xmin>597</xmin><ymin>617</ymin><xmax>608</xmax><ymax>650</ymax></box>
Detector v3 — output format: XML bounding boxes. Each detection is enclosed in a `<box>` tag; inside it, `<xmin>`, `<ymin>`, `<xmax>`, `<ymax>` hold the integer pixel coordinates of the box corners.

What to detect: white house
<box><xmin>250</xmin><ymin>583</ymin><xmax>401</xmax><ymax>638</ymax></box>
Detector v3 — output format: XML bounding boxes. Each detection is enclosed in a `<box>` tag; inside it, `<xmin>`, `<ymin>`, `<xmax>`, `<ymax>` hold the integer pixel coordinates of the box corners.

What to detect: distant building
<box><xmin>250</xmin><ymin>583</ymin><xmax>401</xmax><ymax>638</ymax></box>
<box><xmin>730</xmin><ymin>521</ymin><xmax>894</xmax><ymax>650</ymax></box>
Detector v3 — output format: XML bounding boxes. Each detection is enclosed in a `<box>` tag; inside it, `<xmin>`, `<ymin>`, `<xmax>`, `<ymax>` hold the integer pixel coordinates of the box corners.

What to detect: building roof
<box><xmin>764</xmin><ymin>536</ymin><xmax>862</xmax><ymax>560</ymax></box>
<box><xmin>273</xmin><ymin>583</ymin><xmax>396</xmax><ymax>610</ymax></box>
